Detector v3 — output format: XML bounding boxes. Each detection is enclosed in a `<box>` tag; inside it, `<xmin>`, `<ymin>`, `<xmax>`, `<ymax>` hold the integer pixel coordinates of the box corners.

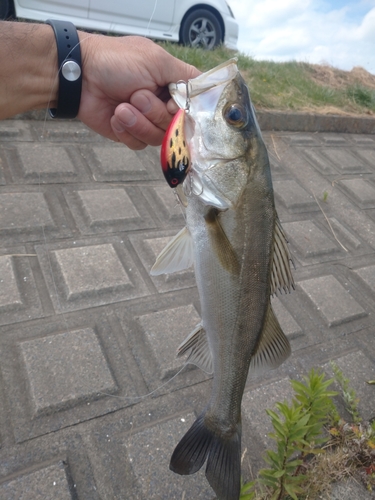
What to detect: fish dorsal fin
<box><xmin>177</xmin><ymin>324</ymin><xmax>213</xmax><ymax>375</ymax></box>
<box><xmin>249</xmin><ymin>304</ymin><xmax>291</xmax><ymax>378</ymax></box>
<box><xmin>150</xmin><ymin>226</ymin><xmax>194</xmax><ymax>276</ymax></box>
<box><xmin>204</xmin><ymin>208</ymin><xmax>240</xmax><ymax>275</ymax></box>
<box><xmin>271</xmin><ymin>216</ymin><xmax>295</xmax><ymax>295</ymax></box>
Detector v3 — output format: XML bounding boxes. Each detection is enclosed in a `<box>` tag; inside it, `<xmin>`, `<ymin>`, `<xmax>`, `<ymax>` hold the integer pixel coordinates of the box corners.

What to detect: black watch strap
<box><xmin>46</xmin><ymin>19</ymin><xmax>82</xmax><ymax>119</ymax></box>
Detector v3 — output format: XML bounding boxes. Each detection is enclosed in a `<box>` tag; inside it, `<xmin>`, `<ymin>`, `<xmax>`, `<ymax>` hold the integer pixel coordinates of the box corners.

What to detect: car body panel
<box><xmin>12</xmin><ymin>0</ymin><xmax>238</xmax><ymax>49</ymax></box>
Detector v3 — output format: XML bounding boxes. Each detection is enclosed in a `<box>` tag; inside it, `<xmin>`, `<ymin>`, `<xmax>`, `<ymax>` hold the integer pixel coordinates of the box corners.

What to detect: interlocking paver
<box><xmin>20</xmin><ymin>328</ymin><xmax>117</xmax><ymax>415</ymax></box>
<box><xmin>299</xmin><ymin>274</ymin><xmax>367</xmax><ymax>327</ymax></box>
<box><xmin>283</xmin><ymin>220</ymin><xmax>340</xmax><ymax>260</ymax></box>
<box><xmin>0</xmin><ymin>461</ymin><xmax>73</xmax><ymax>500</ymax></box>
<box><xmin>273</xmin><ymin>180</ymin><xmax>318</xmax><ymax>212</ymax></box>
<box><xmin>1</xmin><ymin>115</ymin><xmax>375</xmax><ymax>499</ymax></box>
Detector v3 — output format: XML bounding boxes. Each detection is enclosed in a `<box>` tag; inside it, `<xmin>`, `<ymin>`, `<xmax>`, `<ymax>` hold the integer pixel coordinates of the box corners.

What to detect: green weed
<box><xmin>158</xmin><ymin>43</ymin><xmax>375</xmax><ymax>115</ymax></box>
<box><xmin>240</xmin><ymin>368</ymin><xmax>375</xmax><ymax>499</ymax></box>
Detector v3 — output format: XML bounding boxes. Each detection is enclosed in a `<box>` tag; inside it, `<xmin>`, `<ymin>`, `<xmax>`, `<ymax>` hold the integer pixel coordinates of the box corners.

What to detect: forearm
<box><xmin>0</xmin><ymin>21</ymin><xmax>58</xmax><ymax>119</ymax></box>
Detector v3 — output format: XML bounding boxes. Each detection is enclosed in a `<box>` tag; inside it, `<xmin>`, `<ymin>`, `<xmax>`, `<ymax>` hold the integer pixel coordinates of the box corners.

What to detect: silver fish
<box><xmin>151</xmin><ymin>60</ymin><xmax>295</xmax><ymax>500</ymax></box>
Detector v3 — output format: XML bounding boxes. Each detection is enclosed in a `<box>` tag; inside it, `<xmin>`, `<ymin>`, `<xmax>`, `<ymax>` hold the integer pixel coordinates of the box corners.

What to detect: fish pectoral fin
<box><xmin>177</xmin><ymin>324</ymin><xmax>213</xmax><ymax>375</ymax></box>
<box><xmin>204</xmin><ymin>208</ymin><xmax>239</xmax><ymax>275</ymax></box>
<box><xmin>249</xmin><ymin>304</ymin><xmax>291</xmax><ymax>377</ymax></box>
<box><xmin>271</xmin><ymin>215</ymin><xmax>295</xmax><ymax>295</ymax></box>
<box><xmin>150</xmin><ymin>226</ymin><xmax>194</xmax><ymax>276</ymax></box>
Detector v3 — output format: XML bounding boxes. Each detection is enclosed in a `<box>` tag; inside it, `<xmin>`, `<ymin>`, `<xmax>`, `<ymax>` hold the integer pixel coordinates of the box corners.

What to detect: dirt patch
<box><xmin>308</xmin><ymin>64</ymin><xmax>375</xmax><ymax>90</ymax></box>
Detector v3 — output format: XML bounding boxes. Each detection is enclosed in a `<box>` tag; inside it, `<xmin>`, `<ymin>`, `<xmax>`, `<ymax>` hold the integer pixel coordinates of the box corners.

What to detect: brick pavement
<box><xmin>0</xmin><ymin>116</ymin><xmax>375</xmax><ymax>499</ymax></box>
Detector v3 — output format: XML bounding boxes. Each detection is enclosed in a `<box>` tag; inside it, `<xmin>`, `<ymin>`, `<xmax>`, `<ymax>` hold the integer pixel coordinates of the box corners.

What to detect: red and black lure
<box><xmin>160</xmin><ymin>108</ymin><xmax>190</xmax><ymax>188</ymax></box>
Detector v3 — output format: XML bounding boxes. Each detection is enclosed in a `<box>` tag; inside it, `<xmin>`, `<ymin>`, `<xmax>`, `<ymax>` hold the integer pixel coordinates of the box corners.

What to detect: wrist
<box><xmin>46</xmin><ymin>19</ymin><xmax>82</xmax><ymax>119</ymax></box>
<box><xmin>0</xmin><ymin>21</ymin><xmax>59</xmax><ymax>119</ymax></box>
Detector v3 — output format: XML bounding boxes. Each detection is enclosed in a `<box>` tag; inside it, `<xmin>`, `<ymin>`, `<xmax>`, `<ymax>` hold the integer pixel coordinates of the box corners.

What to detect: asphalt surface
<box><xmin>0</xmin><ymin>112</ymin><xmax>375</xmax><ymax>500</ymax></box>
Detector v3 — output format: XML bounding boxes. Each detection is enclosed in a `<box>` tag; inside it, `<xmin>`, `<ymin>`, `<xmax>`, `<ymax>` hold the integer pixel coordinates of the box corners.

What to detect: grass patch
<box><xmin>158</xmin><ymin>42</ymin><xmax>375</xmax><ymax>116</ymax></box>
<box><xmin>239</xmin><ymin>366</ymin><xmax>375</xmax><ymax>499</ymax></box>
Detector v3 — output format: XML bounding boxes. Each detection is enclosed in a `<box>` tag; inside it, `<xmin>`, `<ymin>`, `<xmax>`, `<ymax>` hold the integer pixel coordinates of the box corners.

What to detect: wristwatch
<box><xmin>46</xmin><ymin>19</ymin><xmax>82</xmax><ymax>119</ymax></box>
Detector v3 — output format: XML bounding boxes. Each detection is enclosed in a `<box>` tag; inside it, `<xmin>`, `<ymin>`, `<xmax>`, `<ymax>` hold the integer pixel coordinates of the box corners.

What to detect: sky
<box><xmin>229</xmin><ymin>0</ymin><xmax>375</xmax><ymax>74</ymax></box>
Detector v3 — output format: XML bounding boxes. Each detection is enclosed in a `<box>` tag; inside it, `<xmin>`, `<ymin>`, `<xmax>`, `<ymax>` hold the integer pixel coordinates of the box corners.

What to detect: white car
<box><xmin>2</xmin><ymin>0</ymin><xmax>238</xmax><ymax>50</ymax></box>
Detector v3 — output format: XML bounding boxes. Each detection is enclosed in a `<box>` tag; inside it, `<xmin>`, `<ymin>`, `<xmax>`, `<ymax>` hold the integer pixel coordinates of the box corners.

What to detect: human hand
<box><xmin>78</xmin><ymin>34</ymin><xmax>200</xmax><ymax>149</ymax></box>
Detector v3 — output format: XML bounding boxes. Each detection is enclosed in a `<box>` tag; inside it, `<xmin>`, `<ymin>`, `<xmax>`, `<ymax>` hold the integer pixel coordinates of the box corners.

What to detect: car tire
<box><xmin>180</xmin><ymin>9</ymin><xmax>223</xmax><ymax>49</ymax></box>
<box><xmin>0</xmin><ymin>0</ymin><xmax>13</xmax><ymax>19</ymax></box>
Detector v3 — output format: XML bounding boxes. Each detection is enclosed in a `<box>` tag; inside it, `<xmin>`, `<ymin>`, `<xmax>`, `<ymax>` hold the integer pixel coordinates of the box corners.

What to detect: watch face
<box><xmin>61</xmin><ymin>60</ymin><xmax>82</xmax><ymax>82</ymax></box>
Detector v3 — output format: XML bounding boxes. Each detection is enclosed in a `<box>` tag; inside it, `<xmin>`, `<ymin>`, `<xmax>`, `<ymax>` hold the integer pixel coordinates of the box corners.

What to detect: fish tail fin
<box><xmin>170</xmin><ymin>413</ymin><xmax>241</xmax><ymax>500</ymax></box>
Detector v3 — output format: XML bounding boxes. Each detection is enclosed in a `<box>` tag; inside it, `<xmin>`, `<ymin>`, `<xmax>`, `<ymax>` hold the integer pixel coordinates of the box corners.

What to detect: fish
<box><xmin>150</xmin><ymin>60</ymin><xmax>295</xmax><ymax>500</ymax></box>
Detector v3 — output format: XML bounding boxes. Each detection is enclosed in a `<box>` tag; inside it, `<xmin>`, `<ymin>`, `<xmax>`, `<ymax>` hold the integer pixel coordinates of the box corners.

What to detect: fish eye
<box><xmin>223</xmin><ymin>104</ymin><xmax>247</xmax><ymax>128</ymax></box>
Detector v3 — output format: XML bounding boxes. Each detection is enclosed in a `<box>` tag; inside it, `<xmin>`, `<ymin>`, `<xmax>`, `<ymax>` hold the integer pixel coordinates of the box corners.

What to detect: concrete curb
<box><xmin>13</xmin><ymin>109</ymin><xmax>375</xmax><ymax>135</ymax></box>
<box><xmin>256</xmin><ymin>110</ymin><xmax>375</xmax><ymax>134</ymax></box>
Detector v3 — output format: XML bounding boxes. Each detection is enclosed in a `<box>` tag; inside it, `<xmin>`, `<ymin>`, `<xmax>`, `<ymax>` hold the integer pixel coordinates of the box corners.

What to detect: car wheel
<box><xmin>0</xmin><ymin>0</ymin><xmax>13</xmax><ymax>19</ymax></box>
<box><xmin>181</xmin><ymin>9</ymin><xmax>223</xmax><ymax>49</ymax></box>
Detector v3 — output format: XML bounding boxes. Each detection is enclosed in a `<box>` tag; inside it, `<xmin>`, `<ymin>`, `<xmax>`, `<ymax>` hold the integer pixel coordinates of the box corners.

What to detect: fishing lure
<box><xmin>160</xmin><ymin>108</ymin><xmax>190</xmax><ymax>188</ymax></box>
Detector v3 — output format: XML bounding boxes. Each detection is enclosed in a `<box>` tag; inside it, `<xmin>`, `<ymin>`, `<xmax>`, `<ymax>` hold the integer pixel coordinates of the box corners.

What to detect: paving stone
<box><xmin>323</xmin><ymin>148</ymin><xmax>369</xmax><ymax>173</ymax></box>
<box><xmin>129</xmin><ymin>232</ymin><xmax>196</xmax><ymax>293</ymax></box>
<box><xmin>0</xmin><ymin>192</ymin><xmax>55</xmax><ymax>234</ymax></box>
<box><xmin>126</xmin><ymin>414</ymin><xmax>213</xmax><ymax>499</ymax></box>
<box><xmin>20</xmin><ymin>328</ymin><xmax>117</xmax><ymax>415</ymax></box>
<box><xmin>282</xmin><ymin>220</ymin><xmax>339</xmax><ymax>261</ymax></box>
<box><xmin>36</xmin><ymin>239</ymin><xmax>149</xmax><ymax>313</ymax></box>
<box><xmin>137</xmin><ymin>304</ymin><xmax>201</xmax><ymax>380</ymax></box>
<box><xmin>302</xmin><ymin>148</ymin><xmax>338</xmax><ymax>175</ymax></box>
<box><xmin>284</xmin><ymin>134</ymin><xmax>317</xmax><ymax>145</ymax></box>
<box><xmin>54</xmin><ymin>244</ymin><xmax>131</xmax><ymax>300</ymax></box>
<box><xmin>353</xmin><ymin>263</ymin><xmax>375</xmax><ymax>297</ymax></box>
<box><xmin>351</xmin><ymin>135</ymin><xmax>375</xmax><ymax>144</ymax></box>
<box><xmin>0</xmin><ymin>248</ymin><xmax>43</xmax><ymax>326</ymax></box>
<box><xmin>0</xmin><ymin>121</ymin><xmax>33</xmax><ymax>141</ymax></box>
<box><xmin>0</xmin><ymin>312</ymin><xmax>138</xmax><ymax>442</ymax></box>
<box><xmin>355</xmin><ymin>148</ymin><xmax>375</xmax><ymax>167</ymax></box>
<box><xmin>143</xmin><ymin>185</ymin><xmax>185</xmax><ymax>226</ymax></box>
<box><xmin>242</xmin><ymin>378</ymin><xmax>294</xmax><ymax>448</ymax></box>
<box><xmin>328</xmin><ymin>217</ymin><xmax>361</xmax><ymax>250</ymax></box>
<box><xmin>32</xmin><ymin>120</ymin><xmax>96</xmax><ymax>142</ymax></box>
<box><xmin>324</xmin><ymin>351</ymin><xmax>375</xmax><ymax>421</ymax></box>
<box><xmin>338</xmin><ymin>178</ymin><xmax>375</xmax><ymax>208</ymax></box>
<box><xmin>321</xmin><ymin>134</ymin><xmax>348</xmax><ymax>144</ymax></box>
<box><xmin>330</xmin><ymin>478</ymin><xmax>374</xmax><ymax>500</ymax></box>
<box><xmin>273</xmin><ymin>180</ymin><xmax>318</xmax><ymax>212</ymax></box>
<box><xmin>78</xmin><ymin>188</ymin><xmax>140</xmax><ymax>224</ymax></box>
<box><xmin>16</xmin><ymin>144</ymin><xmax>77</xmax><ymax>181</ymax></box>
<box><xmin>0</xmin><ymin>255</ymin><xmax>22</xmax><ymax>311</ymax></box>
<box><xmin>0</xmin><ymin>461</ymin><xmax>73</xmax><ymax>500</ymax></box>
<box><xmin>86</xmin><ymin>145</ymin><xmax>159</xmax><ymax>182</ymax></box>
<box><xmin>64</xmin><ymin>186</ymin><xmax>155</xmax><ymax>235</ymax></box>
<box><xmin>271</xmin><ymin>297</ymin><xmax>303</xmax><ymax>340</ymax></box>
<box><xmin>298</xmin><ymin>275</ymin><xmax>367</xmax><ymax>327</ymax></box>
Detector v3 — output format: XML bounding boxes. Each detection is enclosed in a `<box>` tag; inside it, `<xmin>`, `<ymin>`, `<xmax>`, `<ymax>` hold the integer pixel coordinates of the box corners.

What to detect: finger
<box><xmin>111</xmin><ymin>103</ymin><xmax>167</xmax><ymax>147</ymax></box>
<box><xmin>110</xmin><ymin>112</ymin><xmax>148</xmax><ymax>150</ymax></box>
<box><xmin>130</xmin><ymin>89</ymin><xmax>174</xmax><ymax>132</ymax></box>
<box><xmin>167</xmin><ymin>98</ymin><xmax>180</xmax><ymax>115</ymax></box>
<box><xmin>110</xmin><ymin>123</ymin><xmax>148</xmax><ymax>151</ymax></box>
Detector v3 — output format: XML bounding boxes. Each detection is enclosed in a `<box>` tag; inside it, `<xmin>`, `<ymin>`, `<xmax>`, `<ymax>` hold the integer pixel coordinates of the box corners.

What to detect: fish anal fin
<box><xmin>204</xmin><ymin>208</ymin><xmax>239</xmax><ymax>275</ymax></box>
<box><xmin>150</xmin><ymin>226</ymin><xmax>194</xmax><ymax>276</ymax></box>
<box><xmin>249</xmin><ymin>303</ymin><xmax>291</xmax><ymax>378</ymax></box>
<box><xmin>178</xmin><ymin>324</ymin><xmax>213</xmax><ymax>375</ymax></box>
<box><xmin>271</xmin><ymin>214</ymin><xmax>295</xmax><ymax>295</ymax></box>
<box><xmin>170</xmin><ymin>413</ymin><xmax>241</xmax><ymax>500</ymax></box>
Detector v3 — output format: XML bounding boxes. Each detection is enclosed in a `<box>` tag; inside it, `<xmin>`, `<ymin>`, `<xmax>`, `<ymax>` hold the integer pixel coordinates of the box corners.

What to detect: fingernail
<box><xmin>134</xmin><ymin>94</ymin><xmax>152</xmax><ymax>114</ymax></box>
<box><xmin>118</xmin><ymin>107</ymin><xmax>137</xmax><ymax>128</ymax></box>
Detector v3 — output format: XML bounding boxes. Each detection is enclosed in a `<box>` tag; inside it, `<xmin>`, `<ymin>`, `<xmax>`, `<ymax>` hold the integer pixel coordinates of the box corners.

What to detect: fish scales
<box><xmin>151</xmin><ymin>60</ymin><xmax>295</xmax><ymax>500</ymax></box>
